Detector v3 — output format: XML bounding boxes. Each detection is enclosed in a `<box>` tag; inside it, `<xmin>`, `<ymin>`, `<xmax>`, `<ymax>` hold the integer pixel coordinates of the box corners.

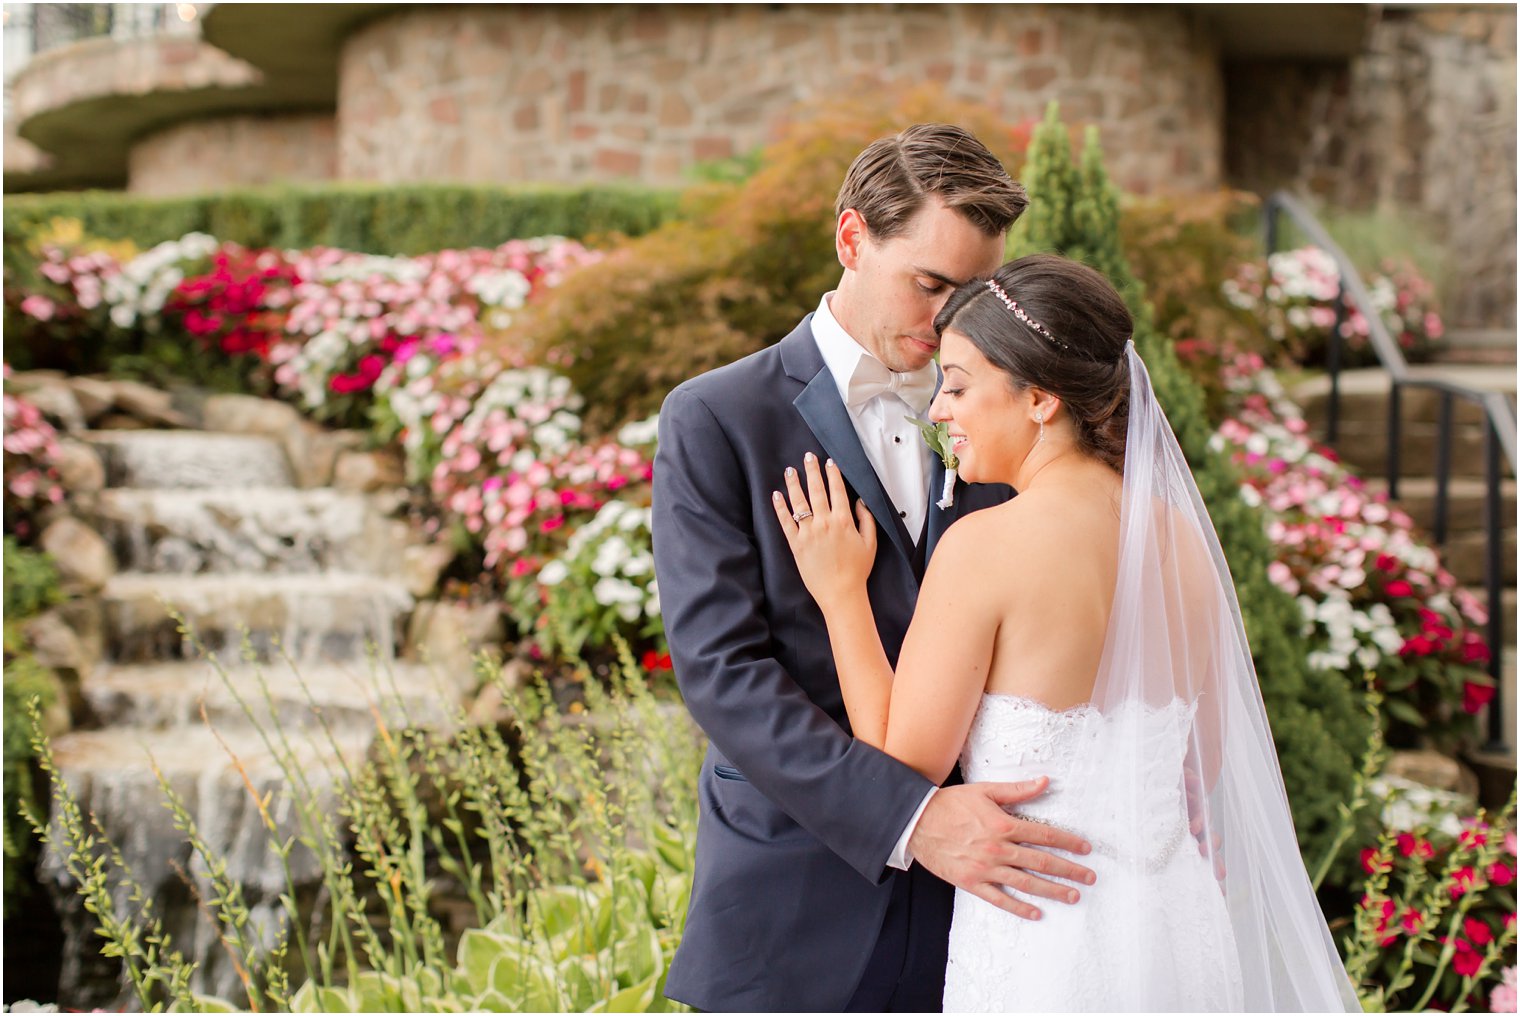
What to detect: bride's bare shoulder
<box><xmin>934</xmin><ymin>488</ymin><xmax>1078</xmax><ymax>566</ymax></box>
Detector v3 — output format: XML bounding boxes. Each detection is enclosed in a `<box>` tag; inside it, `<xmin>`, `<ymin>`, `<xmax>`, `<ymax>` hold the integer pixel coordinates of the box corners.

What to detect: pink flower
<box><xmin>20</xmin><ymin>294</ymin><xmax>56</xmax><ymax>321</ymax></box>
<box><xmin>1491</xmin><ymin>967</ymin><xmax>1517</xmax><ymax>1013</ymax></box>
<box><xmin>1490</xmin><ymin>860</ymin><xmax>1515</xmax><ymax>887</ymax></box>
<box><xmin>1384</xmin><ymin>579</ymin><xmax>1414</xmax><ymax>597</ymax></box>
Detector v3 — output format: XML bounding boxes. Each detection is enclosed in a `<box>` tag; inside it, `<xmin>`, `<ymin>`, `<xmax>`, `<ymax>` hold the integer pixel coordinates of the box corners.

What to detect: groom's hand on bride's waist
<box><xmin>907</xmin><ymin>777</ymin><xmax>1095</xmax><ymax>922</ymax></box>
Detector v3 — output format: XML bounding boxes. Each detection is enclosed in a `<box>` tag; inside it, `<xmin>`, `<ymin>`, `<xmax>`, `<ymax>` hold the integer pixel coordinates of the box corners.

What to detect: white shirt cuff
<box><xmin>887</xmin><ymin>786</ymin><xmax>938</xmax><ymax>871</ymax></box>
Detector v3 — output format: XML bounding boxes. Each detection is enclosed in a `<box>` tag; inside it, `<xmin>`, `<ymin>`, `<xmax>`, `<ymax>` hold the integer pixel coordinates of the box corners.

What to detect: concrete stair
<box><xmin>1290</xmin><ymin>358</ymin><xmax>1516</xmax><ymax>772</ymax></box>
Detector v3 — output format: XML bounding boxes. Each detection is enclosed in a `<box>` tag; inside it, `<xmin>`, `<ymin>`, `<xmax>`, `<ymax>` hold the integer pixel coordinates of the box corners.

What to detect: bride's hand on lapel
<box><xmin>773</xmin><ymin>453</ymin><xmax>877</xmax><ymax>612</ymax></box>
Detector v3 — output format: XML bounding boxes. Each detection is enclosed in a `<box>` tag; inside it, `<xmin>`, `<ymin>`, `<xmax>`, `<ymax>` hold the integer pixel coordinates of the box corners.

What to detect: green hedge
<box><xmin>2</xmin><ymin>182</ymin><xmax>683</xmax><ymax>256</ymax></box>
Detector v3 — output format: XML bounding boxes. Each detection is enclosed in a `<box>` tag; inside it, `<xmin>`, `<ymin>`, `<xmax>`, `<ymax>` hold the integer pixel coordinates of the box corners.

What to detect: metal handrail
<box><xmin>1264</xmin><ymin>191</ymin><xmax>1516</xmax><ymax>754</ymax></box>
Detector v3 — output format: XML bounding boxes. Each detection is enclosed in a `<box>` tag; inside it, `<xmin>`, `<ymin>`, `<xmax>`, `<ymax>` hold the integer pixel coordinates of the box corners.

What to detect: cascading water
<box><xmin>41</xmin><ymin>428</ymin><xmax>471</xmax><ymax>1008</ymax></box>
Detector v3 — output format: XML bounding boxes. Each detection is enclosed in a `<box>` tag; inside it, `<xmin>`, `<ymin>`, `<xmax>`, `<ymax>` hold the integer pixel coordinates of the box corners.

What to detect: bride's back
<box><xmin>975</xmin><ymin>460</ymin><xmax>1123</xmax><ymax>709</ymax></box>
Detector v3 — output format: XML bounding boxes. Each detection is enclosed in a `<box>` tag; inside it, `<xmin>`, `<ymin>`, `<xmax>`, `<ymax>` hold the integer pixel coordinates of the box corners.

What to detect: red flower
<box><xmin>1400</xmin><ymin>635</ymin><xmax>1436</xmax><ymax>658</ymax></box>
<box><xmin>1463</xmin><ymin>682</ymin><xmax>1496</xmax><ymax>714</ymax></box>
<box><xmin>1400</xmin><ymin>908</ymin><xmax>1424</xmax><ymax>934</ymax></box>
<box><xmin>1489</xmin><ymin>860</ymin><xmax>1515</xmax><ymax>886</ymax></box>
<box><xmin>1452</xmin><ymin>938</ymin><xmax>1483</xmax><ymax>978</ymax></box>
<box><xmin>641</xmin><ymin>651</ymin><xmax>673</xmax><ymax>672</ymax></box>
<box><xmin>1464</xmin><ymin>917</ymin><xmax>1494</xmax><ymax>946</ymax></box>
<box><xmin>1385</xmin><ymin>579</ymin><xmax>1414</xmax><ymax>597</ymax></box>
<box><xmin>1361</xmin><ymin>848</ymin><xmax>1394</xmax><ymax>874</ymax></box>
<box><xmin>1375</xmin><ymin>553</ymin><xmax>1400</xmax><ymax>572</ymax></box>
<box><xmin>539</xmin><ymin>515</ymin><xmax>565</xmax><ymax>533</ymax></box>
<box><xmin>1450</xmin><ymin>866</ymin><xmax>1481</xmax><ymax>898</ymax></box>
<box><xmin>1395</xmin><ymin>832</ymin><xmax>1436</xmax><ymax>859</ymax></box>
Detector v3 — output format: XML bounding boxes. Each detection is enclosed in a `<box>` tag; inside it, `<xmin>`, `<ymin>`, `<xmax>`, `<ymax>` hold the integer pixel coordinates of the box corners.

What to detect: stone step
<box><xmin>1321</xmin><ymin>420</ymin><xmax>1509</xmax><ymax>480</ymax></box>
<box><xmin>89</xmin><ymin>487</ymin><xmax>407</xmax><ymax>576</ymax></box>
<box><xmin>1293</xmin><ymin>366</ymin><xmax>1517</xmax><ymax>433</ymax></box>
<box><xmin>100</xmin><ymin>572</ymin><xmax>412</xmax><ymax>665</ymax></box>
<box><xmin>1362</xmin><ymin>477</ymin><xmax>1517</xmax><ymax>536</ymax></box>
<box><xmin>80</xmin><ymin>660</ymin><xmax>471</xmax><ymax>732</ymax></box>
<box><xmin>1434</xmin><ymin>530</ymin><xmax>1519</xmax><ymax>588</ymax></box>
<box><xmin>85</xmin><ymin>430</ymin><xmax>294</xmax><ymax>489</ymax></box>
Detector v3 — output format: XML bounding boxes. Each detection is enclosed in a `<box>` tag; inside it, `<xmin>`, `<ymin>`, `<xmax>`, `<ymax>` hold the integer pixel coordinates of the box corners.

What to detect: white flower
<box><xmin>593</xmin><ymin>576</ymin><xmax>644</xmax><ymax>608</ymax></box>
<box><xmin>618</xmin><ymin>414</ymin><xmax>661</xmax><ymax>447</ymax></box>
<box><xmin>539</xmin><ymin>560</ymin><xmax>570</xmax><ymax>586</ymax></box>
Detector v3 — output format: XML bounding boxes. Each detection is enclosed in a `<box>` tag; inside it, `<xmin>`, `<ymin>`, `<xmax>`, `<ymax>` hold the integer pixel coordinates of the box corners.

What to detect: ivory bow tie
<box><xmin>846</xmin><ymin>359</ymin><xmax>938</xmax><ymax>413</ymax></box>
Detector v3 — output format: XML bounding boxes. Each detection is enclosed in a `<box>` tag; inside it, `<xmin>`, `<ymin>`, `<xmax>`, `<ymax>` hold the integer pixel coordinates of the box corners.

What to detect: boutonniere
<box><xmin>907</xmin><ymin>417</ymin><xmax>959</xmax><ymax>509</ymax></box>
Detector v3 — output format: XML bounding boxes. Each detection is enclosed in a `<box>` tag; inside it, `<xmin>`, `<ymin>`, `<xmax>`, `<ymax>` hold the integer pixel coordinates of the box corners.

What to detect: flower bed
<box><xmin>8</xmin><ymin>225</ymin><xmax>660</xmax><ymax>660</ymax></box>
<box><xmin>1223</xmin><ymin>245</ymin><xmax>1445</xmax><ymax>367</ymax></box>
<box><xmin>1209</xmin><ymin>351</ymin><xmax>1492</xmax><ymax>748</ymax></box>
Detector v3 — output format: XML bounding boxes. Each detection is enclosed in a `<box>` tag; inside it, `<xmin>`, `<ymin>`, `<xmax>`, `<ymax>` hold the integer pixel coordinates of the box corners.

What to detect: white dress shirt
<box><xmin>811</xmin><ymin>292</ymin><xmax>938</xmax><ymax>870</ymax></box>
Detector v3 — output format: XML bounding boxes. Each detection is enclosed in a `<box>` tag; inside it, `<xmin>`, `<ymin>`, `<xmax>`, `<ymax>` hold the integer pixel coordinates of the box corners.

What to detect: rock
<box><xmin>406</xmin><ymin>600</ymin><xmax>503</xmax><ymax>674</ymax></box>
<box><xmin>284</xmin><ymin>423</ymin><xmax>365</xmax><ymax>489</ymax></box>
<box><xmin>53</xmin><ymin>439</ymin><xmax>105</xmax><ymax>494</ymax></box>
<box><xmin>39</xmin><ymin>517</ymin><xmax>117</xmax><ymax>592</ymax></box>
<box><xmin>201</xmin><ymin>394</ymin><xmax>301</xmax><ymax>436</ymax></box>
<box><xmin>108</xmin><ymin>380</ymin><xmax>190</xmax><ymax>427</ymax></box>
<box><xmin>24</xmin><ymin>609</ymin><xmax>91</xmax><ymax>675</ymax></box>
<box><xmin>54</xmin><ymin>597</ymin><xmax>105</xmax><ymax>677</ymax></box>
<box><xmin>402</xmin><ymin>544</ymin><xmax>456</xmax><ymax>598</ymax></box>
<box><xmin>1385</xmin><ymin>749</ymin><xmax>1480</xmax><ymax>800</ymax></box>
<box><xmin>68</xmin><ymin>377</ymin><xmax>117</xmax><ymax>421</ymax></box>
<box><xmin>334</xmin><ymin>449</ymin><xmax>404</xmax><ymax>493</ymax></box>
<box><xmin>95</xmin><ymin>413</ymin><xmax>151</xmax><ymax>431</ymax></box>
<box><xmin>21</xmin><ymin>382</ymin><xmax>86</xmax><ymax>433</ymax></box>
<box><xmin>4</xmin><ymin>369</ymin><xmax>67</xmax><ymax>394</ymax></box>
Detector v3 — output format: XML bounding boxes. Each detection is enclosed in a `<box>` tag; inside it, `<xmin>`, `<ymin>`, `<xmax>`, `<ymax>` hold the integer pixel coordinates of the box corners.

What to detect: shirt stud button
<box><xmin>899</xmin><ymin>510</ymin><xmax>907</xmax><ymax>518</ymax></box>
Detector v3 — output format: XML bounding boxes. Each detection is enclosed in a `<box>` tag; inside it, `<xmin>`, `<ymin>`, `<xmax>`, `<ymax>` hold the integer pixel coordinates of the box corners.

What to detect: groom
<box><xmin>652</xmin><ymin>124</ymin><xmax>1095</xmax><ymax>1012</ymax></box>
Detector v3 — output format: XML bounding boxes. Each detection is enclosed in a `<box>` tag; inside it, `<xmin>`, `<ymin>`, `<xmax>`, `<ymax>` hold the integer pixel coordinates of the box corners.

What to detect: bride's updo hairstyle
<box><xmin>934</xmin><ymin>253</ymin><xmax>1133</xmax><ymax>471</ymax></box>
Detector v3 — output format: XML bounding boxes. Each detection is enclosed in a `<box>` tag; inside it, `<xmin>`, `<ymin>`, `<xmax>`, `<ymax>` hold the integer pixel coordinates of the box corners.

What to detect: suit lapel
<box><xmin>793</xmin><ymin>373</ymin><xmax>916</xmax><ymax>563</ymax></box>
<box><xmin>925</xmin><ymin>457</ymin><xmax>956</xmax><ymax>563</ymax></box>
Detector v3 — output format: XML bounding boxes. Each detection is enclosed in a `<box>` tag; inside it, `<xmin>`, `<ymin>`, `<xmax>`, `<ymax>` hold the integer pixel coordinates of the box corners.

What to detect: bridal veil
<box><xmin>1090</xmin><ymin>343</ymin><xmax>1361</xmax><ymax>1011</ymax></box>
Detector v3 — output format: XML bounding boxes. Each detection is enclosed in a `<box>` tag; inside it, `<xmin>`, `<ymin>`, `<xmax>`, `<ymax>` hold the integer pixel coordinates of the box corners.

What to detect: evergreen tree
<box><xmin>1012</xmin><ymin>104</ymin><xmax>1368</xmax><ymax>869</ymax></box>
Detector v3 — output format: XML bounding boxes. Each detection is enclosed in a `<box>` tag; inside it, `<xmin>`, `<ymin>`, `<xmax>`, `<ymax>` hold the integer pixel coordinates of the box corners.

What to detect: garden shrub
<box><xmin>1117</xmin><ymin>189</ymin><xmax>1273</xmax><ymax>416</ymax></box>
<box><xmin>521</xmin><ymin>85</ymin><xmax>1031</xmax><ymax>433</ymax></box>
<box><xmin>1010</xmin><ymin>106</ymin><xmax>1369</xmax><ymax>870</ymax></box>
<box><xmin>2</xmin><ymin>183</ymin><xmax>680</xmax><ymax>262</ymax></box>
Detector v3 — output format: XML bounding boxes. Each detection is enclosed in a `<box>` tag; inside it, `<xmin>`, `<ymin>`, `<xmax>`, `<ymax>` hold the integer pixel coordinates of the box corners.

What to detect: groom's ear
<box><xmin>836</xmin><ymin>208</ymin><xmax>868</xmax><ymax>270</ymax></box>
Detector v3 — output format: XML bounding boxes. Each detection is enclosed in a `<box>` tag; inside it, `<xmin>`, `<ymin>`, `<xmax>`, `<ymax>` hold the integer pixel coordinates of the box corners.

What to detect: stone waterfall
<box><xmin>38</xmin><ymin>411</ymin><xmax>477</xmax><ymax>1009</ymax></box>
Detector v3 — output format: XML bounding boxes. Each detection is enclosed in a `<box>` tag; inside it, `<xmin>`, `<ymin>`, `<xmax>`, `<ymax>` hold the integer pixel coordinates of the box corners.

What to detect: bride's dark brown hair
<box><xmin>933</xmin><ymin>253</ymin><xmax>1133</xmax><ymax>472</ymax></box>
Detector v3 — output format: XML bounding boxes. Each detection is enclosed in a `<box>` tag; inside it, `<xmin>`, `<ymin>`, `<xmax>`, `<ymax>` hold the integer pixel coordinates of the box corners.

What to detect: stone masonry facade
<box><xmin>1225</xmin><ymin>5</ymin><xmax>1516</xmax><ymax>328</ymax></box>
<box><xmin>128</xmin><ymin>114</ymin><xmax>338</xmax><ymax>195</ymax></box>
<box><xmin>334</xmin><ymin>4</ymin><xmax>1223</xmax><ymax>195</ymax></box>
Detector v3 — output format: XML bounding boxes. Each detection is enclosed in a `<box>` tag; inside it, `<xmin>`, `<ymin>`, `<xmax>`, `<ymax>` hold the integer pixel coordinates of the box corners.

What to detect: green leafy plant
<box><xmin>31</xmin><ymin>628</ymin><xmax>703</xmax><ymax>1013</ymax></box>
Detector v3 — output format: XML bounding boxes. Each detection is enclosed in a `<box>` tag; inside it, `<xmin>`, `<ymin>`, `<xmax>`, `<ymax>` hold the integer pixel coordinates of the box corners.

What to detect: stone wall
<box><xmin>1225</xmin><ymin>5</ymin><xmax>1516</xmax><ymax>328</ymax></box>
<box><xmin>128</xmin><ymin>114</ymin><xmax>338</xmax><ymax>195</ymax></box>
<box><xmin>335</xmin><ymin>3</ymin><xmax>1224</xmax><ymax>195</ymax></box>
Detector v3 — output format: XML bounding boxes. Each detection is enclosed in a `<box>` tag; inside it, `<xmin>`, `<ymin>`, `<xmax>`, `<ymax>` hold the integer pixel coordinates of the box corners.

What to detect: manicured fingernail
<box><xmin>826</xmin><ymin>458</ymin><xmax>835</xmax><ymax>468</ymax></box>
<box><xmin>772</xmin><ymin>491</ymin><xmax>782</xmax><ymax>501</ymax></box>
<box><xmin>1084</xmin><ymin>872</ymin><xmax>1096</xmax><ymax>883</ymax></box>
<box><xmin>804</xmin><ymin>452</ymin><xmax>816</xmax><ymax>463</ymax></box>
<box><xmin>1067</xmin><ymin>891</ymin><xmax>1078</xmax><ymax>903</ymax></box>
<box><xmin>786</xmin><ymin>467</ymin><xmax>796</xmax><ymax>477</ymax></box>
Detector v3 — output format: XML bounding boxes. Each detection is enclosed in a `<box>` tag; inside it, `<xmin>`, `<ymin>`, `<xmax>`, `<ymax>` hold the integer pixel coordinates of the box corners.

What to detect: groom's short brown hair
<box><xmin>835</xmin><ymin>123</ymin><xmax>1027</xmax><ymax>241</ymax></box>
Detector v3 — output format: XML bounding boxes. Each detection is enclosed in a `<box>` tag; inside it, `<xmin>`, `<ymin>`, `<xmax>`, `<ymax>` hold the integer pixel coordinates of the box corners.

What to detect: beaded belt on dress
<box><xmin>1011</xmin><ymin>811</ymin><xmax>1188</xmax><ymax>875</ymax></box>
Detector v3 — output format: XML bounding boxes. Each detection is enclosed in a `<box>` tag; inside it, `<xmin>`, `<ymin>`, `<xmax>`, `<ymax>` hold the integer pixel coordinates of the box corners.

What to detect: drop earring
<box><xmin>1035</xmin><ymin>410</ymin><xmax>1045</xmax><ymax>444</ymax></box>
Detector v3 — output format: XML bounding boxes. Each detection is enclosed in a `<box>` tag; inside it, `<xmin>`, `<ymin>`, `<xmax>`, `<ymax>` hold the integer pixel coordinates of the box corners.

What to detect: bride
<box><xmin>772</xmin><ymin>254</ymin><xmax>1359</xmax><ymax>1012</ymax></box>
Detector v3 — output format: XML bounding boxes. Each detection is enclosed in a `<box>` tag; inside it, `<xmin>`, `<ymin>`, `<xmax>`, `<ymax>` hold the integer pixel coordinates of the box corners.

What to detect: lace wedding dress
<box><xmin>941</xmin><ymin>693</ymin><xmax>1245</xmax><ymax>1013</ymax></box>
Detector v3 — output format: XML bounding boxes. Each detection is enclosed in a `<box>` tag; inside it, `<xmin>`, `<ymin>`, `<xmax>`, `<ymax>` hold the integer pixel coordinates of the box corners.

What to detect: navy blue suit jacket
<box><xmin>652</xmin><ymin>316</ymin><xmax>1012</xmax><ymax>1011</ymax></box>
